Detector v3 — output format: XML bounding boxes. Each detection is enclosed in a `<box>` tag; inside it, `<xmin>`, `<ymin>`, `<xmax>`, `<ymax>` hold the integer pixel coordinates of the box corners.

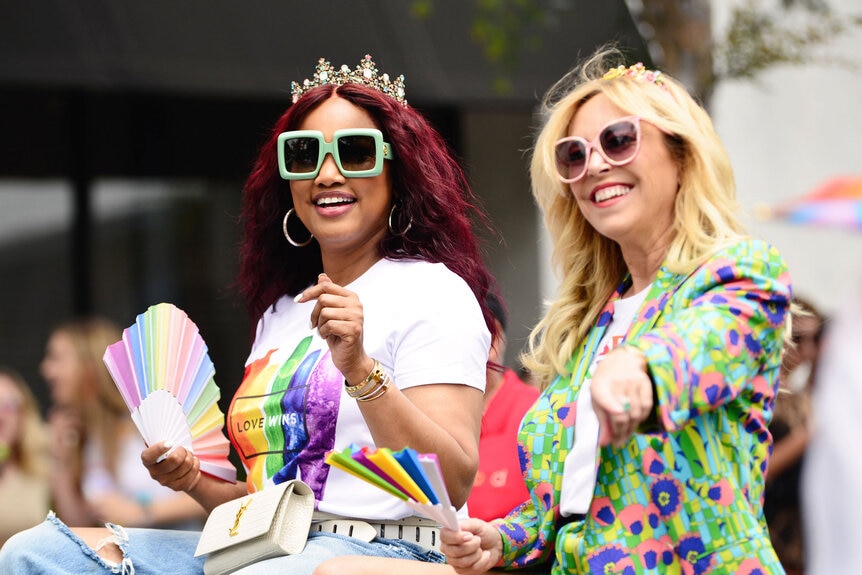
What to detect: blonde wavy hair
<box><xmin>51</xmin><ymin>317</ymin><xmax>126</xmax><ymax>479</ymax></box>
<box><xmin>522</xmin><ymin>47</ymin><xmax>748</xmax><ymax>388</ymax></box>
<box><xmin>0</xmin><ymin>366</ymin><xmax>49</xmax><ymax>478</ymax></box>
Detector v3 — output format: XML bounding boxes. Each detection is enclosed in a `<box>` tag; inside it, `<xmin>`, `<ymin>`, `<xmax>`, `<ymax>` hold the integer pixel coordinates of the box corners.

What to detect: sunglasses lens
<box><xmin>555</xmin><ymin>139</ymin><xmax>588</xmax><ymax>181</ymax></box>
<box><xmin>283</xmin><ymin>137</ymin><xmax>320</xmax><ymax>174</ymax></box>
<box><xmin>600</xmin><ymin>120</ymin><xmax>639</xmax><ymax>163</ymax></box>
<box><xmin>337</xmin><ymin>135</ymin><xmax>378</xmax><ymax>172</ymax></box>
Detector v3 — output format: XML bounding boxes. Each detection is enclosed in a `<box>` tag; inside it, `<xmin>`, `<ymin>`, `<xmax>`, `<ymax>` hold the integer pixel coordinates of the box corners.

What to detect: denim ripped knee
<box><xmin>48</xmin><ymin>511</ymin><xmax>136</xmax><ymax>574</ymax></box>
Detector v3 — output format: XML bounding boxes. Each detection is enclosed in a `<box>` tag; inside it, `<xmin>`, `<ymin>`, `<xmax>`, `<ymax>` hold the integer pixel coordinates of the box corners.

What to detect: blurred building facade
<box><xmin>711</xmin><ymin>0</ymin><xmax>862</xmax><ymax>314</ymax></box>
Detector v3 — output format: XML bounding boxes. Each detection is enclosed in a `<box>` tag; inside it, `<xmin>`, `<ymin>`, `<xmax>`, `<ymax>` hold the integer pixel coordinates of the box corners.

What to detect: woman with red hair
<box><xmin>0</xmin><ymin>55</ymin><xmax>498</xmax><ymax>574</ymax></box>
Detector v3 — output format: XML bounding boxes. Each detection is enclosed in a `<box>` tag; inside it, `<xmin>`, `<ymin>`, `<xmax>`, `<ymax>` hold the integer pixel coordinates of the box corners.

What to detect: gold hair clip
<box><xmin>603</xmin><ymin>62</ymin><xmax>666</xmax><ymax>90</ymax></box>
<box><xmin>291</xmin><ymin>54</ymin><xmax>408</xmax><ymax>107</ymax></box>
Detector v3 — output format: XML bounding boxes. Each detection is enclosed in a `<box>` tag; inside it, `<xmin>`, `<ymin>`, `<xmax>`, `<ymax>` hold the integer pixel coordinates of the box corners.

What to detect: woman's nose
<box><xmin>315</xmin><ymin>152</ymin><xmax>345</xmax><ymax>184</ymax></box>
<box><xmin>585</xmin><ymin>145</ymin><xmax>611</xmax><ymax>177</ymax></box>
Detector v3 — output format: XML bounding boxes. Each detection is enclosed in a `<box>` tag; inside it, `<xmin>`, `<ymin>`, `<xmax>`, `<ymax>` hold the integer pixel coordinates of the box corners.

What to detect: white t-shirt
<box><xmin>230</xmin><ymin>258</ymin><xmax>490</xmax><ymax>521</ymax></box>
<box><xmin>560</xmin><ymin>286</ymin><xmax>648</xmax><ymax>516</ymax></box>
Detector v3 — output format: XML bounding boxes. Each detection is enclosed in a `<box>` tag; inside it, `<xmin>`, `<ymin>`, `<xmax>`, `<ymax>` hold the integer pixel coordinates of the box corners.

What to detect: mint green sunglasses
<box><xmin>277</xmin><ymin>128</ymin><xmax>394</xmax><ymax>180</ymax></box>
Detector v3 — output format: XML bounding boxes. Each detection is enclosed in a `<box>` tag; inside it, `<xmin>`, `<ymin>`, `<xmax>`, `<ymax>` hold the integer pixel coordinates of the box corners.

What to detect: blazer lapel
<box><xmin>625</xmin><ymin>264</ymin><xmax>690</xmax><ymax>341</ymax></box>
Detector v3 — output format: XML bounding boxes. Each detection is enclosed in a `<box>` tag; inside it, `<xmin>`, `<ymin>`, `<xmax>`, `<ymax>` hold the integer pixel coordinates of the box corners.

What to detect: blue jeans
<box><xmin>0</xmin><ymin>512</ymin><xmax>445</xmax><ymax>574</ymax></box>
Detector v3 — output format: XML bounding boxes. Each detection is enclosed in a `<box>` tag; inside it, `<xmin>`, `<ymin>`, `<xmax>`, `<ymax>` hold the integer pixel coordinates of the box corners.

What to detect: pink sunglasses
<box><xmin>554</xmin><ymin>116</ymin><xmax>670</xmax><ymax>183</ymax></box>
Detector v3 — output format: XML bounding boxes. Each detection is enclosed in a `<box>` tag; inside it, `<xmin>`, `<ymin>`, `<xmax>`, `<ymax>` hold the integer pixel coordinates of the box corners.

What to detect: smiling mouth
<box><xmin>315</xmin><ymin>197</ymin><xmax>356</xmax><ymax>207</ymax></box>
<box><xmin>593</xmin><ymin>185</ymin><xmax>631</xmax><ymax>203</ymax></box>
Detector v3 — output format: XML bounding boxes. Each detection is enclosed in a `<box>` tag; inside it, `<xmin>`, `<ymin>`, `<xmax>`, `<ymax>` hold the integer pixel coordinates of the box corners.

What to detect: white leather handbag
<box><xmin>194</xmin><ymin>479</ymin><xmax>315</xmax><ymax>575</ymax></box>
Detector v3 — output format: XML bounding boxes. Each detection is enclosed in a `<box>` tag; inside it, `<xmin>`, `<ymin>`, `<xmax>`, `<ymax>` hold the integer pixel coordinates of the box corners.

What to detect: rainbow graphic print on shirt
<box><xmin>228</xmin><ymin>336</ymin><xmax>342</xmax><ymax>497</ymax></box>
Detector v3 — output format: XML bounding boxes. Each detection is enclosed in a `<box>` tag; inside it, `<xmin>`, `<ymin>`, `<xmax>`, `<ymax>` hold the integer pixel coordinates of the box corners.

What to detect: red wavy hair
<box><xmin>236</xmin><ymin>83</ymin><xmax>499</xmax><ymax>338</ymax></box>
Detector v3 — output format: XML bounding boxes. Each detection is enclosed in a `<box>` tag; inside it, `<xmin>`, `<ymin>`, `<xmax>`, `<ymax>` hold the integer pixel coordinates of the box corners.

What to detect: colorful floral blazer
<box><xmin>496</xmin><ymin>239</ymin><xmax>791</xmax><ymax>574</ymax></box>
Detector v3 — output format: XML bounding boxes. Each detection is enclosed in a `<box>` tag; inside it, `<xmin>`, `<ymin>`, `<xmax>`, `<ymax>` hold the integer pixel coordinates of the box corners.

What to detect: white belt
<box><xmin>311</xmin><ymin>511</ymin><xmax>441</xmax><ymax>551</ymax></box>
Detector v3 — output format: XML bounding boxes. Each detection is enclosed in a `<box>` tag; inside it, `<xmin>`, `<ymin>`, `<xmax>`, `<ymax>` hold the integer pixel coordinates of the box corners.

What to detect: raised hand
<box><xmin>294</xmin><ymin>273</ymin><xmax>373</xmax><ymax>385</ymax></box>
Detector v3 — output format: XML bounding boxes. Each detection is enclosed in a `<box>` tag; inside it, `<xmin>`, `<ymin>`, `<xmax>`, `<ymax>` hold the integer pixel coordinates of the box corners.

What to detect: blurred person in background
<box><xmin>0</xmin><ymin>366</ymin><xmax>50</xmax><ymax>545</ymax></box>
<box><xmin>802</xmin><ymin>285</ymin><xmax>862</xmax><ymax>573</ymax></box>
<box><xmin>41</xmin><ymin>317</ymin><xmax>206</xmax><ymax>529</ymax></box>
<box><xmin>467</xmin><ymin>292</ymin><xmax>540</xmax><ymax>522</ymax></box>
<box><xmin>779</xmin><ymin>296</ymin><xmax>823</xmax><ymax>395</ymax></box>
<box><xmin>765</xmin><ymin>296</ymin><xmax>824</xmax><ymax>574</ymax></box>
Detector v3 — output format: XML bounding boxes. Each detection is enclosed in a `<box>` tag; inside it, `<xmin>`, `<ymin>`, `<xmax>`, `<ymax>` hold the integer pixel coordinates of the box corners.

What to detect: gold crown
<box><xmin>290</xmin><ymin>54</ymin><xmax>408</xmax><ymax>107</ymax></box>
<box><xmin>602</xmin><ymin>62</ymin><xmax>666</xmax><ymax>90</ymax></box>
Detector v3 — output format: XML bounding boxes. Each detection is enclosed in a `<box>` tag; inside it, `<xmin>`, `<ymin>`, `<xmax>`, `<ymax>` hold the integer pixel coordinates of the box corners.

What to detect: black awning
<box><xmin>0</xmin><ymin>0</ymin><xmax>648</xmax><ymax>107</ymax></box>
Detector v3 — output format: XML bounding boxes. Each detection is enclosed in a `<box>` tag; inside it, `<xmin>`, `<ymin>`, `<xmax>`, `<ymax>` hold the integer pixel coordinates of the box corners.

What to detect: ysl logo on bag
<box><xmin>228</xmin><ymin>498</ymin><xmax>253</xmax><ymax>537</ymax></box>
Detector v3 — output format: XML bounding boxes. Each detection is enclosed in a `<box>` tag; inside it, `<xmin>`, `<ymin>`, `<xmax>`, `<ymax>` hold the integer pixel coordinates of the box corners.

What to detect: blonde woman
<box><xmin>42</xmin><ymin>317</ymin><xmax>206</xmax><ymax>529</ymax></box>
<box><xmin>441</xmin><ymin>47</ymin><xmax>791</xmax><ymax>574</ymax></box>
<box><xmin>0</xmin><ymin>366</ymin><xmax>50</xmax><ymax>545</ymax></box>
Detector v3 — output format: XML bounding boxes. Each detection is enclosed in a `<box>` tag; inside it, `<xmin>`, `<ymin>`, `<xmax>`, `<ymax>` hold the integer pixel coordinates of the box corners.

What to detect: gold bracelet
<box><xmin>344</xmin><ymin>359</ymin><xmax>385</xmax><ymax>398</ymax></box>
<box><xmin>356</xmin><ymin>374</ymin><xmax>391</xmax><ymax>402</ymax></box>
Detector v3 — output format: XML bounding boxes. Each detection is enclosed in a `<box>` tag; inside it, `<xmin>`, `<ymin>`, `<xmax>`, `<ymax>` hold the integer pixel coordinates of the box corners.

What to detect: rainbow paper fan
<box><xmin>325</xmin><ymin>445</ymin><xmax>459</xmax><ymax>530</ymax></box>
<box><xmin>103</xmin><ymin>303</ymin><xmax>237</xmax><ymax>483</ymax></box>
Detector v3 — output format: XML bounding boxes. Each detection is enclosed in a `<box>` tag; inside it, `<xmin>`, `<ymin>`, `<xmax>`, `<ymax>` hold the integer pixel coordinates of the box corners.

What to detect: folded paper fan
<box><xmin>325</xmin><ymin>445</ymin><xmax>459</xmax><ymax>530</ymax></box>
<box><xmin>103</xmin><ymin>303</ymin><xmax>237</xmax><ymax>483</ymax></box>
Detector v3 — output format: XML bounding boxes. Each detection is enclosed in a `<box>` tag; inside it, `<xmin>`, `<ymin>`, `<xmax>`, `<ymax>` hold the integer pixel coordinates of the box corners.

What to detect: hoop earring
<box><xmin>283</xmin><ymin>208</ymin><xmax>313</xmax><ymax>247</ymax></box>
<box><xmin>388</xmin><ymin>203</ymin><xmax>413</xmax><ymax>237</ymax></box>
